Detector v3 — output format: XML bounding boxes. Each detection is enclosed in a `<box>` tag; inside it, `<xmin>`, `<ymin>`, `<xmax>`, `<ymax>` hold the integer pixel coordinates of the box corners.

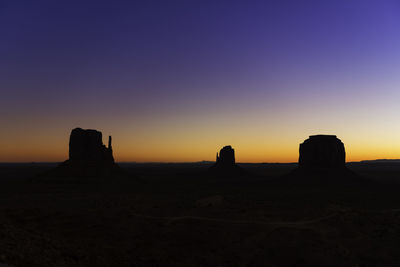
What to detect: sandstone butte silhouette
<box><xmin>41</xmin><ymin>128</ymin><xmax>130</xmax><ymax>179</ymax></box>
<box><xmin>299</xmin><ymin>135</ymin><xmax>346</xmax><ymax>169</ymax></box>
<box><xmin>67</xmin><ymin>128</ymin><xmax>114</xmax><ymax>167</ymax></box>
<box><xmin>209</xmin><ymin>145</ymin><xmax>244</xmax><ymax>176</ymax></box>
<box><xmin>284</xmin><ymin>134</ymin><xmax>362</xmax><ymax>186</ymax></box>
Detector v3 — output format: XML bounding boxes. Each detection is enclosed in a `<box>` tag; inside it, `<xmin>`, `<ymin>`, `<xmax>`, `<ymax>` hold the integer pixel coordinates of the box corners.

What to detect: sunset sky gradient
<box><xmin>1</xmin><ymin>0</ymin><xmax>400</xmax><ymax>162</ymax></box>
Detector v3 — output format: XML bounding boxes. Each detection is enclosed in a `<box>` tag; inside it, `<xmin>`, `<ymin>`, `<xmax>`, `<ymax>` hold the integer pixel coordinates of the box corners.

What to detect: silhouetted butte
<box><xmin>299</xmin><ymin>135</ymin><xmax>345</xmax><ymax>169</ymax></box>
<box><xmin>281</xmin><ymin>135</ymin><xmax>363</xmax><ymax>189</ymax></box>
<box><xmin>209</xmin><ymin>146</ymin><xmax>244</xmax><ymax>176</ymax></box>
<box><xmin>68</xmin><ymin>128</ymin><xmax>114</xmax><ymax>166</ymax></box>
<box><xmin>40</xmin><ymin>128</ymin><xmax>130</xmax><ymax>179</ymax></box>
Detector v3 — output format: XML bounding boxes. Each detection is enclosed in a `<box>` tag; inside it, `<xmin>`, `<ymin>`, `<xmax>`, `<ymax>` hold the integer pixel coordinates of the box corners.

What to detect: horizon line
<box><xmin>2</xmin><ymin>159</ymin><xmax>400</xmax><ymax>165</ymax></box>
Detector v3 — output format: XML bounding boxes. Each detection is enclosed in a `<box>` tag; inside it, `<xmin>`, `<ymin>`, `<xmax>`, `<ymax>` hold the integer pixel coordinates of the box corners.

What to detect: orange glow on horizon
<box><xmin>2</xmin><ymin>137</ymin><xmax>400</xmax><ymax>163</ymax></box>
<box><xmin>2</xmin><ymin>94</ymin><xmax>400</xmax><ymax>163</ymax></box>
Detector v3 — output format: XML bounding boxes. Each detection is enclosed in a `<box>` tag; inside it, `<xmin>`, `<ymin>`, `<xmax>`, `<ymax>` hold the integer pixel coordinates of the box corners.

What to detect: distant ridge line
<box><xmin>358</xmin><ymin>159</ymin><xmax>400</xmax><ymax>163</ymax></box>
<box><xmin>2</xmin><ymin>160</ymin><xmax>400</xmax><ymax>165</ymax></box>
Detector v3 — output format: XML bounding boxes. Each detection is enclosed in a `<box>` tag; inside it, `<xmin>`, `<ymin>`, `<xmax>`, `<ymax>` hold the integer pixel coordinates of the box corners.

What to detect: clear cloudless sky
<box><xmin>1</xmin><ymin>0</ymin><xmax>400</xmax><ymax>162</ymax></box>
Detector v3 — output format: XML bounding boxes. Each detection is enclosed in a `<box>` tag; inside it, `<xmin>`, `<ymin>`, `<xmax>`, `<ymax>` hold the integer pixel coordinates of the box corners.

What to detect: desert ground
<box><xmin>1</xmin><ymin>162</ymin><xmax>400</xmax><ymax>266</ymax></box>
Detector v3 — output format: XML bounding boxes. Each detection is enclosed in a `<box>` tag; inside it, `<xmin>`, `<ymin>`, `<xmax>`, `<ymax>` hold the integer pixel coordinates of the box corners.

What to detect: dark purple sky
<box><xmin>1</xmin><ymin>0</ymin><xmax>400</xmax><ymax>162</ymax></box>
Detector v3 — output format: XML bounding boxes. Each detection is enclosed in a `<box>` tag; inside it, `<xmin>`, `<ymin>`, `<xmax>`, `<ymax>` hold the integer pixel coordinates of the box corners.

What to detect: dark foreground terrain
<box><xmin>1</xmin><ymin>162</ymin><xmax>400</xmax><ymax>266</ymax></box>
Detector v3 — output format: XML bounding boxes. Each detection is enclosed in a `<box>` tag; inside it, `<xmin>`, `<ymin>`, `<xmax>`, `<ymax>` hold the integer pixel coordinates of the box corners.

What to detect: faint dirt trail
<box><xmin>129</xmin><ymin>212</ymin><xmax>339</xmax><ymax>226</ymax></box>
<box><xmin>375</xmin><ymin>208</ymin><xmax>400</xmax><ymax>214</ymax></box>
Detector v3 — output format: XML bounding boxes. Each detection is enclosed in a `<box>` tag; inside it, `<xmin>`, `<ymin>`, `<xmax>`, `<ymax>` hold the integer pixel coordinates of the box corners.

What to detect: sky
<box><xmin>1</xmin><ymin>0</ymin><xmax>400</xmax><ymax>163</ymax></box>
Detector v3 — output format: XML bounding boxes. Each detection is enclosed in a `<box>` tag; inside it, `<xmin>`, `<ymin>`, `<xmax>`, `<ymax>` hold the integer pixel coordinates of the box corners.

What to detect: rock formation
<box><xmin>215</xmin><ymin>145</ymin><xmax>236</xmax><ymax>167</ymax></box>
<box><xmin>281</xmin><ymin>135</ymin><xmax>362</xmax><ymax>189</ymax></box>
<box><xmin>40</xmin><ymin>128</ymin><xmax>132</xmax><ymax>180</ymax></box>
<box><xmin>68</xmin><ymin>128</ymin><xmax>114</xmax><ymax>165</ymax></box>
<box><xmin>209</xmin><ymin>145</ymin><xmax>243</xmax><ymax>176</ymax></box>
<box><xmin>299</xmin><ymin>135</ymin><xmax>346</xmax><ymax>169</ymax></box>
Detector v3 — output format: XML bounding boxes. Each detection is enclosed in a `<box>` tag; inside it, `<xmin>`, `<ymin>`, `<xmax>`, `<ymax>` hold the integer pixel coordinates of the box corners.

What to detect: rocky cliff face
<box><xmin>209</xmin><ymin>146</ymin><xmax>243</xmax><ymax>176</ymax></box>
<box><xmin>69</xmin><ymin>128</ymin><xmax>114</xmax><ymax>164</ymax></box>
<box><xmin>42</xmin><ymin>128</ymin><xmax>124</xmax><ymax>178</ymax></box>
<box><xmin>299</xmin><ymin>135</ymin><xmax>345</xmax><ymax>169</ymax></box>
<box><xmin>215</xmin><ymin>146</ymin><xmax>235</xmax><ymax>167</ymax></box>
